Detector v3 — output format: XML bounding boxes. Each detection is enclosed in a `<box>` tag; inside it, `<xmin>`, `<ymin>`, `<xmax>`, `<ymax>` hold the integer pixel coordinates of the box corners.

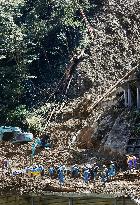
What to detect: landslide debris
<box><xmin>26</xmin><ymin>0</ymin><xmax>140</xmax><ymax>157</ymax></box>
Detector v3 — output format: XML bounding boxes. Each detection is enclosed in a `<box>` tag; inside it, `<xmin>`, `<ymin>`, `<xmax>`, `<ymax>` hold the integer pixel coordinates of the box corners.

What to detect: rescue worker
<box><xmin>91</xmin><ymin>163</ymin><xmax>99</xmax><ymax>182</ymax></box>
<box><xmin>127</xmin><ymin>154</ymin><xmax>133</xmax><ymax>170</ymax></box>
<box><xmin>108</xmin><ymin>161</ymin><xmax>116</xmax><ymax>178</ymax></box>
<box><xmin>133</xmin><ymin>155</ymin><xmax>137</xmax><ymax>169</ymax></box>
<box><xmin>101</xmin><ymin>165</ymin><xmax>108</xmax><ymax>184</ymax></box>
<box><xmin>57</xmin><ymin>164</ymin><xmax>65</xmax><ymax>186</ymax></box>
<box><xmin>71</xmin><ymin>164</ymin><xmax>79</xmax><ymax>178</ymax></box>
<box><xmin>83</xmin><ymin>166</ymin><xmax>90</xmax><ymax>184</ymax></box>
<box><xmin>32</xmin><ymin>164</ymin><xmax>38</xmax><ymax>176</ymax></box>
<box><xmin>48</xmin><ymin>165</ymin><xmax>55</xmax><ymax>178</ymax></box>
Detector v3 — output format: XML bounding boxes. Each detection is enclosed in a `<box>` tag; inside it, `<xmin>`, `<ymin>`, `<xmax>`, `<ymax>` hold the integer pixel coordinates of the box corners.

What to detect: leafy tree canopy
<box><xmin>0</xmin><ymin>0</ymin><xmax>95</xmax><ymax>125</ymax></box>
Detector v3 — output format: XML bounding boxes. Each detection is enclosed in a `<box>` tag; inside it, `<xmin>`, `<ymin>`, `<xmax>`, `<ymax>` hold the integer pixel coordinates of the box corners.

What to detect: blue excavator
<box><xmin>0</xmin><ymin>126</ymin><xmax>51</xmax><ymax>158</ymax></box>
<box><xmin>0</xmin><ymin>126</ymin><xmax>33</xmax><ymax>143</ymax></box>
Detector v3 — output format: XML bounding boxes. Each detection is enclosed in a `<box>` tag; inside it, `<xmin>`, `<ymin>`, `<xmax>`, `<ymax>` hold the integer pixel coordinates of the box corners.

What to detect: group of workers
<box><xmin>47</xmin><ymin>161</ymin><xmax>116</xmax><ymax>185</ymax></box>
<box><xmin>1</xmin><ymin>154</ymin><xmax>139</xmax><ymax>186</ymax></box>
<box><xmin>47</xmin><ymin>154</ymin><xmax>138</xmax><ymax>185</ymax></box>
<box><xmin>1</xmin><ymin>158</ymin><xmax>116</xmax><ymax>185</ymax></box>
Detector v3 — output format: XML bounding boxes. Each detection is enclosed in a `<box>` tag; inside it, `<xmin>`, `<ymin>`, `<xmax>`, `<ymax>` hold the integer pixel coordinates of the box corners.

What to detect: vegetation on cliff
<box><xmin>0</xmin><ymin>0</ymin><xmax>140</xmax><ymax>138</ymax></box>
<box><xmin>1</xmin><ymin>0</ymin><xmax>92</xmax><ymax>125</ymax></box>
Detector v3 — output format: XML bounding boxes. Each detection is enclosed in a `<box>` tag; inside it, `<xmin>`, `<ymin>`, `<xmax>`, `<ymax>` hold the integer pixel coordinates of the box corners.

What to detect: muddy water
<box><xmin>0</xmin><ymin>194</ymin><xmax>136</xmax><ymax>205</ymax></box>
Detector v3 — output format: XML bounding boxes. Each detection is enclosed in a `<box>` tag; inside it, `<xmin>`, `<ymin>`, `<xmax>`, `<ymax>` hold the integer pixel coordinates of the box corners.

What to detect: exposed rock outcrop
<box><xmin>104</xmin><ymin>113</ymin><xmax>130</xmax><ymax>153</ymax></box>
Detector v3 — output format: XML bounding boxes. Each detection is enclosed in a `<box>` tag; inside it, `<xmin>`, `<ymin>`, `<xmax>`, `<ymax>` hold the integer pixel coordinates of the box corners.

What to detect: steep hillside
<box><xmin>71</xmin><ymin>0</ymin><xmax>140</xmax><ymax>97</ymax></box>
<box><xmin>25</xmin><ymin>0</ymin><xmax>140</xmax><ymax>160</ymax></box>
<box><xmin>1</xmin><ymin>0</ymin><xmax>139</xmax><ymax>160</ymax></box>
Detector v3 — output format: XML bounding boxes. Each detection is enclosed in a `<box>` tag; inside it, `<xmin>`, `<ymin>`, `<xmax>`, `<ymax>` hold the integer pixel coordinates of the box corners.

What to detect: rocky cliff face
<box><xmin>104</xmin><ymin>113</ymin><xmax>130</xmax><ymax>153</ymax></box>
<box><xmin>92</xmin><ymin>109</ymin><xmax>130</xmax><ymax>154</ymax></box>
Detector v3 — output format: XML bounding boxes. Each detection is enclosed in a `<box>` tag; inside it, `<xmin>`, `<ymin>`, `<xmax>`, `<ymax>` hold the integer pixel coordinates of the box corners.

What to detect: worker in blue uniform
<box><xmin>48</xmin><ymin>165</ymin><xmax>55</xmax><ymax>178</ymax></box>
<box><xmin>91</xmin><ymin>163</ymin><xmax>99</xmax><ymax>182</ymax></box>
<box><xmin>71</xmin><ymin>164</ymin><xmax>79</xmax><ymax>178</ymax></box>
<box><xmin>83</xmin><ymin>166</ymin><xmax>90</xmax><ymax>184</ymax></box>
<box><xmin>108</xmin><ymin>161</ymin><xmax>116</xmax><ymax>178</ymax></box>
<box><xmin>57</xmin><ymin>164</ymin><xmax>65</xmax><ymax>186</ymax></box>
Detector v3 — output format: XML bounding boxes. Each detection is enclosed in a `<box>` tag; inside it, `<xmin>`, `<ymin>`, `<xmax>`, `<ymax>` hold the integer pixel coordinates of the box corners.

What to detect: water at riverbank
<box><xmin>0</xmin><ymin>194</ymin><xmax>137</xmax><ymax>205</ymax></box>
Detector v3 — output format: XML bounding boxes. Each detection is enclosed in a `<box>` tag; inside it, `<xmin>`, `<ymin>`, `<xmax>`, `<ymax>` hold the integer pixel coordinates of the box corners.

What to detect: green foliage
<box><xmin>0</xmin><ymin>0</ymin><xmax>27</xmax><ymax>122</ymax></box>
<box><xmin>0</xmin><ymin>0</ymin><xmax>95</xmax><ymax>125</ymax></box>
<box><xmin>26</xmin><ymin>115</ymin><xmax>44</xmax><ymax>132</ymax></box>
<box><xmin>6</xmin><ymin>105</ymin><xmax>28</xmax><ymax>128</ymax></box>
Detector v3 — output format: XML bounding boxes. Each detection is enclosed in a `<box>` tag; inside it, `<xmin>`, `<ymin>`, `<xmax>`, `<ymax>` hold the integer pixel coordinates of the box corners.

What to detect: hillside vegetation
<box><xmin>0</xmin><ymin>0</ymin><xmax>140</xmax><ymax>154</ymax></box>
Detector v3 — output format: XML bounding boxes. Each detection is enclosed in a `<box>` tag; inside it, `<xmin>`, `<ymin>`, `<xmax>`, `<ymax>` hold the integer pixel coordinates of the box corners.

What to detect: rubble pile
<box><xmin>0</xmin><ymin>138</ymin><xmax>140</xmax><ymax>205</ymax></box>
<box><xmin>0</xmin><ymin>167</ymin><xmax>140</xmax><ymax>202</ymax></box>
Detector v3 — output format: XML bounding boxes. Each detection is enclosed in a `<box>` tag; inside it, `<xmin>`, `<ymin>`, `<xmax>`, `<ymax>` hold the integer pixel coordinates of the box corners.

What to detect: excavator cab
<box><xmin>0</xmin><ymin>126</ymin><xmax>21</xmax><ymax>141</ymax></box>
<box><xmin>0</xmin><ymin>126</ymin><xmax>33</xmax><ymax>143</ymax></box>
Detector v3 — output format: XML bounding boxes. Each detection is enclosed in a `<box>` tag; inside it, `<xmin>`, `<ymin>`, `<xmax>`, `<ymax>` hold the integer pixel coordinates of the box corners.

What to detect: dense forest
<box><xmin>0</xmin><ymin>0</ymin><xmax>95</xmax><ymax>125</ymax></box>
<box><xmin>0</xmin><ymin>0</ymin><xmax>140</xmax><ymax>131</ymax></box>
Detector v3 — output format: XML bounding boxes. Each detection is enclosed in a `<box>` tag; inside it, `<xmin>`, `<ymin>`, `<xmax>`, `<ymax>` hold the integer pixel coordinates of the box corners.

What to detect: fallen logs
<box><xmin>43</xmin><ymin>183</ymin><xmax>76</xmax><ymax>192</ymax></box>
